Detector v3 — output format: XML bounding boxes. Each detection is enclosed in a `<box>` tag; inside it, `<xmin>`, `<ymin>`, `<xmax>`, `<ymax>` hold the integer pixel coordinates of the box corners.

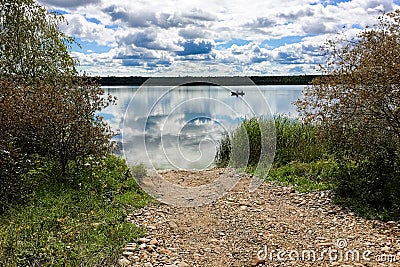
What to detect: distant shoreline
<box><xmin>99</xmin><ymin>75</ymin><xmax>321</xmax><ymax>86</ymax></box>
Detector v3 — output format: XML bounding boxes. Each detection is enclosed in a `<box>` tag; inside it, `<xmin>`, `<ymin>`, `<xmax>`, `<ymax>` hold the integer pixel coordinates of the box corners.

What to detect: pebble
<box><xmin>139</xmin><ymin>238</ymin><xmax>151</xmax><ymax>243</ymax></box>
<box><xmin>159</xmin><ymin>248</ymin><xmax>172</xmax><ymax>255</ymax></box>
<box><xmin>149</xmin><ymin>239</ymin><xmax>159</xmax><ymax>245</ymax></box>
<box><xmin>122</xmin><ymin>168</ymin><xmax>398</xmax><ymax>267</ymax></box>
<box><xmin>122</xmin><ymin>251</ymin><xmax>134</xmax><ymax>256</ymax></box>
<box><xmin>250</xmin><ymin>256</ymin><xmax>265</xmax><ymax>267</ymax></box>
<box><xmin>118</xmin><ymin>258</ymin><xmax>131</xmax><ymax>266</ymax></box>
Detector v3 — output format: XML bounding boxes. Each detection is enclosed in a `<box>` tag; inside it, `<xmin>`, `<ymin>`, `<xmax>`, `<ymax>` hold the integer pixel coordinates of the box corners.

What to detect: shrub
<box><xmin>333</xmin><ymin>156</ymin><xmax>400</xmax><ymax>220</ymax></box>
<box><xmin>295</xmin><ymin>10</ymin><xmax>400</xmax><ymax>219</ymax></box>
<box><xmin>0</xmin><ymin>0</ymin><xmax>116</xmax><ymax>209</ymax></box>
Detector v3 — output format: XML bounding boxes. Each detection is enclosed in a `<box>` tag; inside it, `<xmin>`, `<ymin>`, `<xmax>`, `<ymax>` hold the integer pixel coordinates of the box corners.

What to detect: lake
<box><xmin>101</xmin><ymin>84</ymin><xmax>304</xmax><ymax>170</ymax></box>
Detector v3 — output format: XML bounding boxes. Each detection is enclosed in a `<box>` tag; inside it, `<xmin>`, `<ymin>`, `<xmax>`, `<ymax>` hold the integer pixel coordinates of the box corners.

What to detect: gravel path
<box><xmin>119</xmin><ymin>168</ymin><xmax>400</xmax><ymax>267</ymax></box>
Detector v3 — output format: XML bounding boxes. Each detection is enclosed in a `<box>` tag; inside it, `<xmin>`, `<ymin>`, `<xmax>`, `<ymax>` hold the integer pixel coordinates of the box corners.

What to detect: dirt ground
<box><xmin>119</xmin><ymin>168</ymin><xmax>400</xmax><ymax>267</ymax></box>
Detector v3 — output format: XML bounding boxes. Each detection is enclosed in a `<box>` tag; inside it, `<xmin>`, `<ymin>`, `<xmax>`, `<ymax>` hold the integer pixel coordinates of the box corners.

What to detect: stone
<box><xmin>147</xmin><ymin>245</ymin><xmax>156</xmax><ymax>252</ymax></box>
<box><xmin>122</xmin><ymin>251</ymin><xmax>134</xmax><ymax>256</ymax></box>
<box><xmin>159</xmin><ymin>248</ymin><xmax>172</xmax><ymax>255</ymax></box>
<box><xmin>168</xmin><ymin>221</ymin><xmax>179</xmax><ymax>229</ymax></box>
<box><xmin>250</xmin><ymin>256</ymin><xmax>265</xmax><ymax>267</ymax></box>
<box><xmin>139</xmin><ymin>237</ymin><xmax>151</xmax><ymax>243</ymax></box>
<box><xmin>316</xmin><ymin>242</ymin><xmax>332</xmax><ymax>247</ymax></box>
<box><xmin>118</xmin><ymin>258</ymin><xmax>131</xmax><ymax>266</ymax></box>
<box><xmin>149</xmin><ymin>239</ymin><xmax>159</xmax><ymax>245</ymax></box>
<box><xmin>124</xmin><ymin>246</ymin><xmax>136</xmax><ymax>251</ymax></box>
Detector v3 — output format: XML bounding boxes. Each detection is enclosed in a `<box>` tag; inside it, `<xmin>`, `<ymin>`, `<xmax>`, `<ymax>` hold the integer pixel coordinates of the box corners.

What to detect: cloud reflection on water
<box><xmin>101</xmin><ymin>84</ymin><xmax>302</xmax><ymax>169</ymax></box>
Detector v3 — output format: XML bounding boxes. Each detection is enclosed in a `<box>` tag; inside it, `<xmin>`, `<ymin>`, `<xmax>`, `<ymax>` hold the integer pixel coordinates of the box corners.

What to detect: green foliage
<box><xmin>274</xmin><ymin>115</ymin><xmax>327</xmax><ymax>166</ymax></box>
<box><xmin>0</xmin><ymin>0</ymin><xmax>76</xmax><ymax>82</ymax></box>
<box><xmin>215</xmin><ymin>116</ymin><xmax>324</xmax><ymax>169</ymax></box>
<box><xmin>333</xmin><ymin>157</ymin><xmax>400</xmax><ymax>220</ymax></box>
<box><xmin>0</xmin><ymin>0</ymin><xmax>116</xmax><ymax>209</ymax></box>
<box><xmin>267</xmin><ymin>159</ymin><xmax>337</xmax><ymax>192</ymax></box>
<box><xmin>296</xmin><ymin>10</ymin><xmax>400</xmax><ymax>159</ymax></box>
<box><xmin>215</xmin><ymin>117</ymin><xmax>276</xmax><ymax>170</ymax></box>
<box><xmin>0</xmin><ymin>155</ymin><xmax>154</xmax><ymax>266</ymax></box>
<box><xmin>215</xmin><ymin>133</ymin><xmax>231</xmax><ymax>168</ymax></box>
<box><xmin>295</xmin><ymin>10</ymin><xmax>400</xmax><ymax>220</ymax></box>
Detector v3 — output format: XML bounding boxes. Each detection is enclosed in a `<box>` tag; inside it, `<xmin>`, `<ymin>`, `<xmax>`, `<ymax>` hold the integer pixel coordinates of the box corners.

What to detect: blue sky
<box><xmin>38</xmin><ymin>0</ymin><xmax>399</xmax><ymax>76</ymax></box>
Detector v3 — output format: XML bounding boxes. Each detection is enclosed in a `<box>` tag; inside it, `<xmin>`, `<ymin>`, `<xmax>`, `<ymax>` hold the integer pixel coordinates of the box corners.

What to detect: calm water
<box><xmin>101</xmin><ymin>85</ymin><xmax>304</xmax><ymax>170</ymax></box>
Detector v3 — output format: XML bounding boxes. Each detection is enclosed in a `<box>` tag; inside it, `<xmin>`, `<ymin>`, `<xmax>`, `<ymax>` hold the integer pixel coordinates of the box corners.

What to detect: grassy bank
<box><xmin>215</xmin><ymin>116</ymin><xmax>400</xmax><ymax>221</ymax></box>
<box><xmin>0</xmin><ymin>155</ymin><xmax>154</xmax><ymax>266</ymax></box>
<box><xmin>216</xmin><ymin>116</ymin><xmax>334</xmax><ymax>192</ymax></box>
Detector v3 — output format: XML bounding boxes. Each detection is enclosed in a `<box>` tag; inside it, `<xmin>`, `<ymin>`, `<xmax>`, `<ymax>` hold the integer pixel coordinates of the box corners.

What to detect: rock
<box><xmin>118</xmin><ymin>258</ymin><xmax>131</xmax><ymax>266</ymax></box>
<box><xmin>159</xmin><ymin>248</ymin><xmax>172</xmax><ymax>255</ymax></box>
<box><xmin>168</xmin><ymin>220</ymin><xmax>179</xmax><ymax>229</ymax></box>
<box><xmin>146</xmin><ymin>245</ymin><xmax>156</xmax><ymax>252</ymax></box>
<box><xmin>122</xmin><ymin>251</ymin><xmax>134</xmax><ymax>256</ymax></box>
<box><xmin>149</xmin><ymin>239</ymin><xmax>159</xmax><ymax>245</ymax></box>
<box><xmin>178</xmin><ymin>262</ymin><xmax>190</xmax><ymax>267</ymax></box>
<box><xmin>250</xmin><ymin>256</ymin><xmax>265</xmax><ymax>266</ymax></box>
<box><xmin>144</xmin><ymin>262</ymin><xmax>153</xmax><ymax>267</ymax></box>
<box><xmin>124</xmin><ymin>246</ymin><xmax>136</xmax><ymax>251</ymax></box>
<box><xmin>298</xmin><ymin>200</ymin><xmax>307</xmax><ymax>206</ymax></box>
<box><xmin>138</xmin><ymin>238</ymin><xmax>151</xmax><ymax>243</ymax></box>
<box><xmin>316</xmin><ymin>242</ymin><xmax>332</xmax><ymax>247</ymax></box>
<box><xmin>119</xmin><ymin>169</ymin><xmax>398</xmax><ymax>266</ymax></box>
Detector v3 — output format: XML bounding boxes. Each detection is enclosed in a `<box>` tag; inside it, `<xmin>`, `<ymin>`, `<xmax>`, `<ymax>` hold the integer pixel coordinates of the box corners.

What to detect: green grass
<box><xmin>0</xmin><ymin>155</ymin><xmax>155</xmax><ymax>266</ymax></box>
<box><xmin>274</xmin><ymin>115</ymin><xmax>327</xmax><ymax>166</ymax></box>
<box><xmin>265</xmin><ymin>159</ymin><xmax>337</xmax><ymax>192</ymax></box>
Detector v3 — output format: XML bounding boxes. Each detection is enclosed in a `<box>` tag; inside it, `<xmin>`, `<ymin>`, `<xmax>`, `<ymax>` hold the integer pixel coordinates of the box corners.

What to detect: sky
<box><xmin>37</xmin><ymin>0</ymin><xmax>400</xmax><ymax>77</ymax></box>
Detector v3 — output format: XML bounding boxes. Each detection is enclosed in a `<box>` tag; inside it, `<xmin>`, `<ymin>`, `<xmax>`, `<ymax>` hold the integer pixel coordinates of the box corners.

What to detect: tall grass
<box><xmin>215</xmin><ymin>115</ymin><xmax>327</xmax><ymax>169</ymax></box>
<box><xmin>274</xmin><ymin>116</ymin><xmax>327</xmax><ymax>165</ymax></box>
<box><xmin>215</xmin><ymin>115</ymin><xmax>334</xmax><ymax>192</ymax></box>
<box><xmin>215</xmin><ymin>117</ymin><xmax>275</xmax><ymax>171</ymax></box>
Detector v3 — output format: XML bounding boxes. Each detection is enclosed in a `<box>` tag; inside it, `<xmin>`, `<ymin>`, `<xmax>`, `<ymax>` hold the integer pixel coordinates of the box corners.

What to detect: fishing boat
<box><xmin>231</xmin><ymin>90</ymin><xmax>245</xmax><ymax>96</ymax></box>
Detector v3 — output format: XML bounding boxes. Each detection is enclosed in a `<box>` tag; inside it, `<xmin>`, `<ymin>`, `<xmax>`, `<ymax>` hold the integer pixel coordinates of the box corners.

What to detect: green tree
<box><xmin>0</xmin><ymin>0</ymin><xmax>116</xmax><ymax>209</ymax></box>
<box><xmin>0</xmin><ymin>0</ymin><xmax>76</xmax><ymax>82</ymax></box>
<box><xmin>296</xmin><ymin>10</ymin><xmax>400</xmax><ymax>159</ymax></box>
<box><xmin>296</xmin><ymin>10</ymin><xmax>400</xmax><ymax>219</ymax></box>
